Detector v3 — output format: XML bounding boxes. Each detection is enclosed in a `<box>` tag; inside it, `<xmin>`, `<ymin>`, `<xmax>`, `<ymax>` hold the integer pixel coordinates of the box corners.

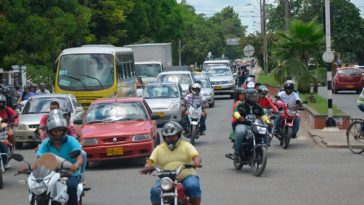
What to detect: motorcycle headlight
<box><xmin>83</xmin><ymin>138</ymin><xmax>99</xmax><ymax>146</ymax></box>
<box><xmin>132</xmin><ymin>134</ymin><xmax>150</xmax><ymax>142</ymax></box>
<box><xmin>287</xmin><ymin>110</ymin><xmax>296</xmax><ymax>117</ymax></box>
<box><xmin>30</xmin><ymin>181</ymin><xmax>47</xmax><ymax>195</ymax></box>
<box><xmin>160</xmin><ymin>177</ymin><xmax>173</xmax><ymax>191</ymax></box>
<box><xmin>257</xmin><ymin>126</ymin><xmax>267</xmax><ymax>135</ymax></box>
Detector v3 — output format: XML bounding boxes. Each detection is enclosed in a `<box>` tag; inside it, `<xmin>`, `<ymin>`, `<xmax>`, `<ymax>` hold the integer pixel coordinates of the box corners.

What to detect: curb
<box><xmin>307</xmin><ymin>130</ymin><xmax>348</xmax><ymax>148</ymax></box>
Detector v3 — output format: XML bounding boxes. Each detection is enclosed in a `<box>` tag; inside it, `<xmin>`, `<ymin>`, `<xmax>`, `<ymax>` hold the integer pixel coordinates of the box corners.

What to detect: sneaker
<box><xmin>292</xmin><ymin>134</ymin><xmax>297</xmax><ymax>139</ymax></box>
<box><xmin>5</xmin><ymin>164</ymin><xmax>11</xmax><ymax>170</ymax></box>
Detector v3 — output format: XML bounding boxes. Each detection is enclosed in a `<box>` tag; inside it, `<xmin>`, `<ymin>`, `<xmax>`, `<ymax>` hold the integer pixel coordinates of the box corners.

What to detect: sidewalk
<box><xmin>307</xmin><ymin>129</ymin><xmax>348</xmax><ymax>148</ymax></box>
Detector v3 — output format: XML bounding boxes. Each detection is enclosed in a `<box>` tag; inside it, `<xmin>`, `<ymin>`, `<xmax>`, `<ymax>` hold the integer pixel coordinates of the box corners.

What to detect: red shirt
<box><xmin>258</xmin><ymin>96</ymin><xmax>278</xmax><ymax>113</ymax></box>
<box><xmin>0</xmin><ymin>107</ymin><xmax>19</xmax><ymax>124</ymax></box>
<box><xmin>39</xmin><ymin>114</ymin><xmax>48</xmax><ymax>127</ymax></box>
<box><xmin>231</xmin><ymin>100</ymin><xmax>242</xmax><ymax>124</ymax></box>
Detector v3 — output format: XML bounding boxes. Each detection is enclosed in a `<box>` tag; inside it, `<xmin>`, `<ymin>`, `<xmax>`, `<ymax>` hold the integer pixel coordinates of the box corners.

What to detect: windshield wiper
<box><xmin>116</xmin><ymin>118</ymin><xmax>145</xmax><ymax>121</ymax></box>
<box><xmin>61</xmin><ymin>75</ymin><xmax>87</xmax><ymax>89</ymax></box>
<box><xmin>76</xmin><ymin>73</ymin><xmax>104</xmax><ymax>89</ymax></box>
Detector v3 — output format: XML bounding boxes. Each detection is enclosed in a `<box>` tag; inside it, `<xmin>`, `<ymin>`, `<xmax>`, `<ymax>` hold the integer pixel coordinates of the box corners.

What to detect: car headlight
<box><xmin>168</xmin><ymin>103</ymin><xmax>179</xmax><ymax>110</ymax></box>
<box><xmin>160</xmin><ymin>177</ymin><xmax>173</xmax><ymax>191</ymax></box>
<box><xmin>132</xmin><ymin>134</ymin><xmax>150</xmax><ymax>142</ymax></box>
<box><xmin>30</xmin><ymin>181</ymin><xmax>47</xmax><ymax>195</ymax></box>
<box><xmin>83</xmin><ymin>138</ymin><xmax>99</xmax><ymax>146</ymax></box>
<box><xmin>257</xmin><ymin>126</ymin><xmax>267</xmax><ymax>135</ymax></box>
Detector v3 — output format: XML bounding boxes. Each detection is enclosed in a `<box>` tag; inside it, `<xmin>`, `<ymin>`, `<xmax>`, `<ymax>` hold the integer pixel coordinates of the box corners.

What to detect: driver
<box><xmin>141</xmin><ymin>121</ymin><xmax>202</xmax><ymax>205</ymax></box>
<box><xmin>232</xmin><ymin>88</ymin><xmax>272</xmax><ymax>158</ymax></box>
<box><xmin>35</xmin><ymin>112</ymin><xmax>83</xmax><ymax>205</ymax></box>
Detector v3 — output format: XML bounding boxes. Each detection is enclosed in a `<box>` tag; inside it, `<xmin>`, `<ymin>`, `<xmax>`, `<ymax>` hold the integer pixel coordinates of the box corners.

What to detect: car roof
<box><xmin>158</xmin><ymin>71</ymin><xmax>192</xmax><ymax>75</ymax></box>
<box><xmin>207</xmin><ymin>66</ymin><xmax>230</xmax><ymax>70</ymax></box>
<box><xmin>135</xmin><ymin>61</ymin><xmax>162</xmax><ymax>65</ymax></box>
<box><xmin>29</xmin><ymin>94</ymin><xmax>75</xmax><ymax>99</ymax></box>
<box><xmin>146</xmin><ymin>82</ymin><xmax>177</xmax><ymax>86</ymax></box>
<box><xmin>90</xmin><ymin>97</ymin><xmax>144</xmax><ymax>105</ymax></box>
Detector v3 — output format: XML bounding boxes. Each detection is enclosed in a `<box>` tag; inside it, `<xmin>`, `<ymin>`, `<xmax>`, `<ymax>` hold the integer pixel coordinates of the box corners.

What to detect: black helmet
<box><xmin>161</xmin><ymin>121</ymin><xmax>183</xmax><ymax>150</ymax></box>
<box><xmin>284</xmin><ymin>80</ymin><xmax>294</xmax><ymax>93</ymax></box>
<box><xmin>245</xmin><ymin>88</ymin><xmax>258</xmax><ymax>104</ymax></box>
<box><xmin>258</xmin><ymin>85</ymin><xmax>269</xmax><ymax>97</ymax></box>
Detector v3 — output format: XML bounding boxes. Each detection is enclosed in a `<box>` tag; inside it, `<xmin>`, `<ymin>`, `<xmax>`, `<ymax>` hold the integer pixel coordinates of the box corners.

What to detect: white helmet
<box><xmin>191</xmin><ymin>83</ymin><xmax>201</xmax><ymax>95</ymax></box>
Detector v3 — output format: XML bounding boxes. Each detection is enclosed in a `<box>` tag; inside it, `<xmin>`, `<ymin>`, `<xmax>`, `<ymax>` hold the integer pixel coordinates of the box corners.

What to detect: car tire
<box><xmin>15</xmin><ymin>142</ymin><xmax>23</xmax><ymax>149</ymax></box>
<box><xmin>356</xmin><ymin>89</ymin><xmax>361</xmax><ymax>94</ymax></box>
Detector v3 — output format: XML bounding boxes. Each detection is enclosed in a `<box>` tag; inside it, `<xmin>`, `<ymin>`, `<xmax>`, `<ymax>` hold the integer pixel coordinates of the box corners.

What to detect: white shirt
<box><xmin>277</xmin><ymin>91</ymin><xmax>301</xmax><ymax>110</ymax></box>
<box><xmin>36</xmin><ymin>89</ymin><xmax>51</xmax><ymax>95</ymax></box>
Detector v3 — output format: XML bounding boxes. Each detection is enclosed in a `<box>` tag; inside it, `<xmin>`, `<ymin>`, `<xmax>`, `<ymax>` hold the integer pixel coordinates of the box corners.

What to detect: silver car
<box><xmin>195</xmin><ymin>75</ymin><xmax>215</xmax><ymax>108</ymax></box>
<box><xmin>14</xmin><ymin>94</ymin><xmax>84</xmax><ymax>148</ymax></box>
<box><xmin>156</xmin><ymin>71</ymin><xmax>194</xmax><ymax>96</ymax></box>
<box><xmin>205</xmin><ymin>66</ymin><xmax>235</xmax><ymax>99</ymax></box>
<box><xmin>143</xmin><ymin>82</ymin><xmax>183</xmax><ymax>126</ymax></box>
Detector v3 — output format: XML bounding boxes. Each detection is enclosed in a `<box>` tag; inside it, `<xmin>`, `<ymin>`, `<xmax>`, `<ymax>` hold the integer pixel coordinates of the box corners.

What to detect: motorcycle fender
<box><xmin>48</xmin><ymin>172</ymin><xmax>61</xmax><ymax>195</ymax></box>
<box><xmin>77</xmin><ymin>182</ymin><xmax>84</xmax><ymax>200</ymax></box>
<box><xmin>190</xmin><ymin>121</ymin><xmax>198</xmax><ymax>126</ymax></box>
<box><xmin>53</xmin><ymin>180</ymin><xmax>69</xmax><ymax>204</ymax></box>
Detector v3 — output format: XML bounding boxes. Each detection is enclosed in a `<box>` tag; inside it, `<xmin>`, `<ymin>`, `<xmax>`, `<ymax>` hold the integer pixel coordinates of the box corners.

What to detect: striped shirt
<box><xmin>183</xmin><ymin>93</ymin><xmax>208</xmax><ymax>109</ymax></box>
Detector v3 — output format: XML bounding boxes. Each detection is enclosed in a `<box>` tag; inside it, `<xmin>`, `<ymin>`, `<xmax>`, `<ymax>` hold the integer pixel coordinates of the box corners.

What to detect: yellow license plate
<box><xmin>155</xmin><ymin>112</ymin><xmax>165</xmax><ymax>117</ymax></box>
<box><xmin>346</xmin><ymin>85</ymin><xmax>354</xmax><ymax>88</ymax></box>
<box><xmin>214</xmin><ymin>86</ymin><xmax>222</xmax><ymax>90</ymax></box>
<box><xmin>106</xmin><ymin>147</ymin><xmax>123</xmax><ymax>156</ymax></box>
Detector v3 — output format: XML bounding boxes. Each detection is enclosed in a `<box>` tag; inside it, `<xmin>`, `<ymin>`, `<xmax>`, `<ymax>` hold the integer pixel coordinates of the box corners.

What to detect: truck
<box><xmin>124</xmin><ymin>43</ymin><xmax>172</xmax><ymax>83</ymax></box>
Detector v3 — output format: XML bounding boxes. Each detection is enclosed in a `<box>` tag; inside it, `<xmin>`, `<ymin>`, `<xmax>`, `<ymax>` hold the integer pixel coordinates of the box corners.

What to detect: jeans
<box><xmin>274</xmin><ymin>115</ymin><xmax>301</xmax><ymax>136</ymax></box>
<box><xmin>150</xmin><ymin>175</ymin><xmax>201</xmax><ymax>204</ymax></box>
<box><xmin>80</xmin><ymin>150</ymin><xmax>87</xmax><ymax>175</ymax></box>
<box><xmin>234</xmin><ymin>124</ymin><xmax>249</xmax><ymax>154</ymax></box>
<box><xmin>0</xmin><ymin>142</ymin><xmax>8</xmax><ymax>165</ymax></box>
<box><xmin>183</xmin><ymin>115</ymin><xmax>206</xmax><ymax>133</ymax></box>
<box><xmin>67</xmin><ymin>176</ymin><xmax>80</xmax><ymax>205</ymax></box>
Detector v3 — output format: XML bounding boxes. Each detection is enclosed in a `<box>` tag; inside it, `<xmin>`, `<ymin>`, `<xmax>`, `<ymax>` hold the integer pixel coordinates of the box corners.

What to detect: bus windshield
<box><xmin>135</xmin><ymin>64</ymin><xmax>161</xmax><ymax>77</ymax></box>
<box><xmin>58</xmin><ymin>54</ymin><xmax>115</xmax><ymax>91</ymax></box>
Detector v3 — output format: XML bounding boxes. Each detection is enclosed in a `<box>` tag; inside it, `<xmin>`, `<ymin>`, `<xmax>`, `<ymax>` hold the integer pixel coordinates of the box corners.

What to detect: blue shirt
<box><xmin>37</xmin><ymin>135</ymin><xmax>82</xmax><ymax>176</ymax></box>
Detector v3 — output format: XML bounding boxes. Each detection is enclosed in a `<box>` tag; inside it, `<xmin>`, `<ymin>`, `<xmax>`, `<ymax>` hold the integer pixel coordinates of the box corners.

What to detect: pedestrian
<box><xmin>36</xmin><ymin>83</ymin><xmax>50</xmax><ymax>95</ymax></box>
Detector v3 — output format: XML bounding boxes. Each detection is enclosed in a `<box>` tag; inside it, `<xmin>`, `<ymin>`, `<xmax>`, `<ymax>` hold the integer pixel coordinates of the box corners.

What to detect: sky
<box><xmin>180</xmin><ymin>0</ymin><xmax>364</xmax><ymax>34</ymax></box>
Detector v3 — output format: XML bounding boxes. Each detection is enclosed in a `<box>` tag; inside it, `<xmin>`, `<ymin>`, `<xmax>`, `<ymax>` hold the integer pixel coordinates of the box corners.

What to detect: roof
<box><xmin>203</xmin><ymin>60</ymin><xmax>230</xmax><ymax>64</ymax></box>
<box><xmin>135</xmin><ymin>61</ymin><xmax>162</xmax><ymax>65</ymax></box>
<box><xmin>158</xmin><ymin>71</ymin><xmax>192</xmax><ymax>75</ymax></box>
<box><xmin>145</xmin><ymin>82</ymin><xmax>177</xmax><ymax>87</ymax></box>
<box><xmin>91</xmin><ymin>97</ymin><xmax>144</xmax><ymax>105</ymax></box>
<box><xmin>124</xmin><ymin>43</ymin><xmax>171</xmax><ymax>47</ymax></box>
<box><xmin>29</xmin><ymin>94</ymin><xmax>74</xmax><ymax>99</ymax></box>
<box><xmin>60</xmin><ymin>45</ymin><xmax>133</xmax><ymax>55</ymax></box>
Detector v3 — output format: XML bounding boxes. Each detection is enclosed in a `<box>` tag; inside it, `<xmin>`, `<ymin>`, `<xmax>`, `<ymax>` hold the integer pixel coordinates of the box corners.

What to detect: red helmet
<box><xmin>276</xmin><ymin>100</ymin><xmax>285</xmax><ymax>111</ymax></box>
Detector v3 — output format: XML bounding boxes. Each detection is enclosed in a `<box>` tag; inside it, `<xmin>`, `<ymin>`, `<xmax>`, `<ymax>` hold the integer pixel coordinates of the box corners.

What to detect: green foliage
<box><xmin>301</xmin><ymin>93</ymin><xmax>344</xmax><ymax>115</ymax></box>
<box><xmin>26</xmin><ymin>64</ymin><xmax>54</xmax><ymax>89</ymax></box>
<box><xmin>257</xmin><ymin>71</ymin><xmax>280</xmax><ymax>87</ymax></box>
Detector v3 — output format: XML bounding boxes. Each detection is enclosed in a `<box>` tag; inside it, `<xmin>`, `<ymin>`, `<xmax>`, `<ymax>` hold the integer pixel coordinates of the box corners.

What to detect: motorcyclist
<box><xmin>182</xmin><ymin>83</ymin><xmax>208</xmax><ymax>135</ymax></box>
<box><xmin>38</xmin><ymin>101</ymin><xmax>60</xmax><ymax>140</ymax></box>
<box><xmin>141</xmin><ymin>121</ymin><xmax>202</xmax><ymax>205</ymax></box>
<box><xmin>35</xmin><ymin>112</ymin><xmax>83</xmax><ymax>205</ymax></box>
<box><xmin>242</xmin><ymin>74</ymin><xmax>255</xmax><ymax>89</ymax></box>
<box><xmin>258</xmin><ymin>85</ymin><xmax>278</xmax><ymax>113</ymax></box>
<box><xmin>232</xmin><ymin>88</ymin><xmax>272</xmax><ymax>158</ymax></box>
<box><xmin>36</xmin><ymin>82</ymin><xmax>50</xmax><ymax>95</ymax></box>
<box><xmin>273</xmin><ymin>80</ymin><xmax>303</xmax><ymax>138</ymax></box>
<box><xmin>229</xmin><ymin>87</ymin><xmax>245</xmax><ymax>141</ymax></box>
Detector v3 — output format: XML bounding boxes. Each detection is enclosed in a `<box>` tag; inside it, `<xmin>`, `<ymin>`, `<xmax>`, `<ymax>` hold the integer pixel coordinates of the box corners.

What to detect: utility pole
<box><xmin>261</xmin><ymin>0</ymin><xmax>268</xmax><ymax>73</ymax></box>
<box><xmin>178</xmin><ymin>39</ymin><xmax>181</xmax><ymax>66</ymax></box>
<box><xmin>284</xmin><ymin>0</ymin><xmax>289</xmax><ymax>31</ymax></box>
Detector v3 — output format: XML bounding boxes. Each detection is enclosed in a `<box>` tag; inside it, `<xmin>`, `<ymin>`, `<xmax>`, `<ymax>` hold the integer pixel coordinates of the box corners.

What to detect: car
<box><xmin>143</xmin><ymin>82</ymin><xmax>183</xmax><ymax>126</ymax></box>
<box><xmin>194</xmin><ymin>75</ymin><xmax>215</xmax><ymax>107</ymax></box>
<box><xmin>80</xmin><ymin>97</ymin><xmax>159</xmax><ymax>162</ymax></box>
<box><xmin>205</xmin><ymin>66</ymin><xmax>235</xmax><ymax>98</ymax></box>
<box><xmin>135</xmin><ymin>61</ymin><xmax>163</xmax><ymax>84</ymax></box>
<box><xmin>156</xmin><ymin>71</ymin><xmax>194</xmax><ymax>96</ymax></box>
<box><xmin>332</xmin><ymin>67</ymin><xmax>363</xmax><ymax>94</ymax></box>
<box><xmin>14</xmin><ymin>94</ymin><xmax>84</xmax><ymax>148</ymax></box>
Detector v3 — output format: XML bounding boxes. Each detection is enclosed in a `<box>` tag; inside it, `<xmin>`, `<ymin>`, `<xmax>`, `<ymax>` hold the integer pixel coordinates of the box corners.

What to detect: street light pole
<box><xmin>284</xmin><ymin>0</ymin><xmax>289</xmax><ymax>31</ymax></box>
<box><xmin>260</xmin><ymin>0</ymin><xmax>268</xmax><ymax>73</ymax></box>
<box><xmin>323</xmin><ymin>0</ymin><xmax>336</xmax><ymax>128</ymax></box>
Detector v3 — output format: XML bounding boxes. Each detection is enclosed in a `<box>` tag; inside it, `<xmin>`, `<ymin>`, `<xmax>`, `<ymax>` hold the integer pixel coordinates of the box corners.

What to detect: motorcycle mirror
<box><xmin>12</xmin><ymin>153</ymin><xmax>24</xmax><ymax>162</ymax></box>
<box><xmin>69</xmin><ymin>150</ymin><xmax>81</xmax><ymax>158</ymax></box>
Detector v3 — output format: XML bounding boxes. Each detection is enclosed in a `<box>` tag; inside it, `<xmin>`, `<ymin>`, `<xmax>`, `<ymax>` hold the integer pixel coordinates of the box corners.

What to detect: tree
<box><xmin>271</xmin><ymin>18</ymin><xmax>326</xmax><ymax>92</ymax></box>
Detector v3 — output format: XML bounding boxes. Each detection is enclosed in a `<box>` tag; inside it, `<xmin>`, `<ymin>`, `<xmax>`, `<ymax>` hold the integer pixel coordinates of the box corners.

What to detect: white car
<box><xmin>156</xmin><ymin>71</ymin><xmax>194</xmax><ymax>96</ymax></box>
<box><xmin>205</xmin><ymin>66</ymin><xmax>235</xmax><ymax>99</ymax></box>
<box><xmin>195</xmin><ymin>75</ymin><xmax>215</xmax><ymax>107</ymax></box>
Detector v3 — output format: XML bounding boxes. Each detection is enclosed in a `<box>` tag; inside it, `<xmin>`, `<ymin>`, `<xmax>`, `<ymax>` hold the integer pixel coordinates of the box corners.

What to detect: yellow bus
<box><xmin>54</xmin><ymin>45</ymin><xmax>136</xmax><ymax>107</ymax></box>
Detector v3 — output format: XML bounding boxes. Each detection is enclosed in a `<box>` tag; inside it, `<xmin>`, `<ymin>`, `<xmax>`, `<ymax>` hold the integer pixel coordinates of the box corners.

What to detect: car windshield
<box><xmin>22</xmin><ymin>97</ymin><xmax>72</xmax><ymax>114</ymax></box>
<box><xmin>58</xmin><ymin>54</ymin><xmax>114</xmax><ymax>91</ymax></box>
<box><xmin>338</xmin><ymin>68</ymin><xmax>361</xmax><ymax>75</ymax></box>
<box><xmin>135</xmin><ymin>64</ymin><xmax>161</xmax><ymax>77</ymax></box>
<box><xmin>207</xmin><ymin>68</ymin><xmax>231</xmax><ymax>76</ymax></box>
<box><xmin>144</xmin><ymin>84</ymin><xmax>179</xmax><ymax>99</ymax></box>
<box><xmin>85</xmin><ymin>102</ymin><xmax>147</xmax><ymax>123</ymax></box>
<box><xmin>197</xmin><ymin>79</ymin><xmax>210</xmax><ymax>88</ymax></box>
<box><xmin>157</xmin><ymin>74</ymin><xmax>192</xmax><ymax>84</ymax></box>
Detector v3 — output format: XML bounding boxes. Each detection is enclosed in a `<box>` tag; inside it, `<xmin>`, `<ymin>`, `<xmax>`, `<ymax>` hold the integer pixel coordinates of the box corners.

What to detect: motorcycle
<box><xmin>0</xmin><ymin>120</ymin><xmax>14</xmax><ymax>189</ymax></box>
<box><xmin>225</xmin><ymin>114</ymin><xmax>269</xmax><ymax>176</ymax></box>
<box><xmin>275</xmin><ymin>100</ymin><xmax>304</xmax><ymax>149</ymax></box>
<box><xmin>143</xmin><ymin>164</ymin><xmax>200</xmax><ymax>205</ymax></box>
<box><xmin>14</xmin><ymin>153</ymin><xmax>89</xmax><ymax>205</ymax></box>
<box><xmin>186</xmin><ymin>106</ymin><xmax>202</xmax><ymax>145</ymax></box>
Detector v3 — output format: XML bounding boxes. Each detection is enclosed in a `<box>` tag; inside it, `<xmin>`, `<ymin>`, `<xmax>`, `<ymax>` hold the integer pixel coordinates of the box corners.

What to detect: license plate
<box><xmin>106</xmin><ymin>147</ymin><xmax>123</xmax><ymax>156</ymax></box>
<box><xmin>346</xmin><ymin>85</ymin><xmax>354</xmax><ymax>88</ymax></box>
<box><xmin>155</xmin><ymin>112</ymin><xmax>165</xmax><ymax>117</ymax></box>
<box><xmin>214</xmin><ymin>86</ymin><xmax>222</xmax><ymax>90</ymax></box>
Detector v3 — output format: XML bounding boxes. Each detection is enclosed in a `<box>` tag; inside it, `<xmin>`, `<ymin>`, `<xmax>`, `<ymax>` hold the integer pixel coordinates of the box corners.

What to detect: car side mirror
<box><xmin>151</xmin><ymin>115</ymin><xmax>160</xmax><ymax>120</ymax></box>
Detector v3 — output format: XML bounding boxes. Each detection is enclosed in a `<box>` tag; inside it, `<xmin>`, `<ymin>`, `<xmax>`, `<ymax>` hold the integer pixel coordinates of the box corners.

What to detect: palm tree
<box><xmin>271</xmin><ymin>18</ymin><xmax>326</xmax><ymax>93</ymax></box>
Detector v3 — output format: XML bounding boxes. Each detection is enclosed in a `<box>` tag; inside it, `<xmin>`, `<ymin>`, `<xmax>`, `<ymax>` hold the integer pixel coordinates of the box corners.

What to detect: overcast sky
<box><xmin>181</xmin><ymin>0</ymin><xmax>364</xmax><ymax>34</ymax></box>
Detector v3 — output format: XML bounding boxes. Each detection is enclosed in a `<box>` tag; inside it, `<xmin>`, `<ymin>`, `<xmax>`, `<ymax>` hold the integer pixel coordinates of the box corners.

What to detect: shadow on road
<box><xmin>87</xmin><ymin>158</ymin><xmax>145</xmax><ymax>170</ymax></box>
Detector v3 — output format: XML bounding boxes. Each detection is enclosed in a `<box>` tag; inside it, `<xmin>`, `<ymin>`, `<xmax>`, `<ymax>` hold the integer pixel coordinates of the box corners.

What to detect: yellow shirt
<box><xmin>149</xmin><ymin>140</ymin><xmax>199</xmax><ymax>180</ymax></box>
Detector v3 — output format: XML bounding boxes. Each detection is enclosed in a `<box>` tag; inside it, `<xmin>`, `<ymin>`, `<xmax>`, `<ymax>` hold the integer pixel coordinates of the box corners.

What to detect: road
<box><xmin>318</xmin><ymin>86</ymin><xmax>361</xmax><ymax>118</ymax></box>
<box><xmin>1</xmin><ymin>96</ymin><xmax>364</xmax><ymax>205</ymax></box>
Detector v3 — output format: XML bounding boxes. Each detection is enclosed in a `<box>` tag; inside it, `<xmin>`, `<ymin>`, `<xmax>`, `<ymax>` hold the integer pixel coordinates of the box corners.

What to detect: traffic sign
<box><xmin>243</xmin><ymin>44</ymin><xmax>255</xmax><ymax>57</ymax></box>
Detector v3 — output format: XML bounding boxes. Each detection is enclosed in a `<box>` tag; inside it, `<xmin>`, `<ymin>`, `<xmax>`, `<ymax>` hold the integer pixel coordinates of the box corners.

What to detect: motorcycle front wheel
<box><xmin>0</xmin><ymin>167</ymin><xmax>3</xmax><ymax>189</ymax></box>
<box><xmin>251</xmin><ymin>146</ymin><xmax>267</xmax><ymax>177</ymax></box>
<box><xmin>282</xmin><ymin>127</ymin><xmax>292</xmax><ymax>149</ymax></box>
<box><xmin>190</xmin><ymin>125</ymin><xmax>197</xmax><ymax>145</ymax></box>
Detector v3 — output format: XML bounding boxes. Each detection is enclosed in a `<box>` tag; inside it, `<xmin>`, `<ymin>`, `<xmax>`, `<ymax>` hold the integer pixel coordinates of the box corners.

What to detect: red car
<box><xmin>80</xmin><ymin>98</ymin><xmax>159</xmax><ymax>162</ymax></box>
<box><xmin>332</xmin><ymin>67</ymin><xmax>363</xmax><ymax>94</ymax></box>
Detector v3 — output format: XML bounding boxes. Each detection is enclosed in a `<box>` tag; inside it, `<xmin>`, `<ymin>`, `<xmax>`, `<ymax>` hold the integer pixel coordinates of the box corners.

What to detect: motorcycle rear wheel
<box><xmin>233</xmin><ymin>158</ymin><xmax>243</xmax><ymax>170</ymax></box>
<box><xmin>190</xmin><ymin>125</ymin><xmax>197</xmax><ymax>145</ymax></box>
<box><xmin>282</xmin><ymin>127</ymin><xmax>292</xmax><ymax>149</ymax></box>
<box><xmin>251</xmin><ymin>147</ymin><xmax>267</xmax><ymax>177</ymax></box>
<box><xmin>0</xmin><ymin>168</ymin><xmax>3</xmax><ymax>189</ymax></box>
